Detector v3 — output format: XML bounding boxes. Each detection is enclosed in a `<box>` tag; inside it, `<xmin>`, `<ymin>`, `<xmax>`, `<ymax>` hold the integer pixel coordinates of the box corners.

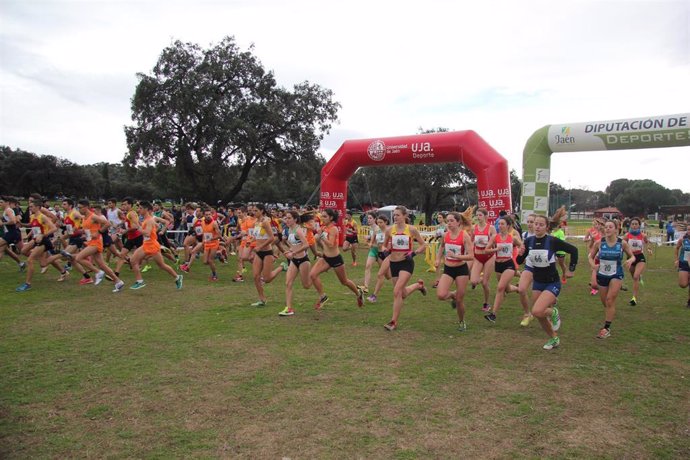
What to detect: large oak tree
<box><xmin>124</xmin><ymin>36</ymin><xmax>340</xmax><ymax>202</ymax></box>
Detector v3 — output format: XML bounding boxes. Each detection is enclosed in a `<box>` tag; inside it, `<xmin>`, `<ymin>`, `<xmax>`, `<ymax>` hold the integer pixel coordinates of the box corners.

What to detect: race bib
<box><xmin>527</xmin><ymin>249</ymin><xmax>549</xmax><ymax>268</ymax></box>
<box><xmin>66</xmin><ymin>224</ymin><xmax>73</xmax><ymax>235</ymax></box>
<box><xmin>599</xmin><ymin>259</ymin><xmax>618</xmax><ymax>276</ymax></box>
<box><xmin>684</xmin><ymin>252</ymin><xmax>690</xmax><ymax>263</ymax></box>
<box><xmin>194</xmin><ymin>226</ymin><xmax>203</xmax><ymax>235</ymax></box>
<box><xmin>392</xmin><ymin>235</ymin><xmax>410</xmax><ymax>250</ymax></box>
<box><xmin>84</xmin><ymin>229</ymin><xmax>92</xmax><ymax>241</ymax></box>
<box><xmin>445</xmin><ymin>243</ymin><xmax>463</xmax><ymax>260</ymax></box>
<box><xmin>474</xmin><ymin>235</ymin><xmax>488</xmax><ymax>247</ymax></box>
<box><xmin>204</xmin><ymin>232</ymin><xmax>213</xmax><ymax>242</ymax></box>
<box><xmin>496</xmin><ymin>242</ymin><xmax>513</xmax><ymax>258</ymax></box>
<box><xmin>376</xmin><ymin>232</ymin><xmax>385</xmax><ymax>244</ymax></box>
<box><xmin>629</xmin><ymin>239</ymin><xmax>643</xmax><ymax>252</ymax></box>
<box><xmin>32</xmin><ymin>227</ymin><xmax>42</xmax><ymax>237</ymax></box>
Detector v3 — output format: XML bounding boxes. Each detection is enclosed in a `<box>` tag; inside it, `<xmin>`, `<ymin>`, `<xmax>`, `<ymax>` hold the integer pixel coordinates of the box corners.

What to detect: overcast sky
<box><xmin>1</xmin><ymin>0</ymin><xmax>689</xmax><ymax>194</ymax></box>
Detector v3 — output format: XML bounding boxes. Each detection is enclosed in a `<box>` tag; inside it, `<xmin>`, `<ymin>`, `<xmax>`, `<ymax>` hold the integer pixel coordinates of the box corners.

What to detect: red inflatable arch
<box><xmin>320</xmin><ymin>130</ymin><xmax>512</xmax><ymax>240</ymax></box>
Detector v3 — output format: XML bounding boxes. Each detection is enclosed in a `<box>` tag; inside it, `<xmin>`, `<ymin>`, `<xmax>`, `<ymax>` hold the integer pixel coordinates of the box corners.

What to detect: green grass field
<box><xmin>1</xmin><ymin>241</ymin><xmax>688</xmax><ymax>458</ymax></box>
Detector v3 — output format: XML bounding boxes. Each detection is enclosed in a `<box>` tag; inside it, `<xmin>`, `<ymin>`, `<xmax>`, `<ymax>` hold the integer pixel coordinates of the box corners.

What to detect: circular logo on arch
<box><xmin>367</xmin><ymin>140</ymin><xmax>386</xmax><ymax>161</ymax></box>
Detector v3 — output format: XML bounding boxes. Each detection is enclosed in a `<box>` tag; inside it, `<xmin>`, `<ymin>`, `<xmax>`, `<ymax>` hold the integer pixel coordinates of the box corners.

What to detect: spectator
<box><xmin>666</xmin><ymin>220</ymin><xmax>675</xmax><ymax>242</ymax></box>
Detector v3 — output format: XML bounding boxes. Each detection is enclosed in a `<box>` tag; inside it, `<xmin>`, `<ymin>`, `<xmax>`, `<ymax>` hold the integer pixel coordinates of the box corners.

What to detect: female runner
<box><xmin>382</xmin><ymin>206</ymin><xmax>428</xmax><ymax>331</ymax></box>
<box><xmin>470</xmin><ymin>208</ymin><xmax>496</xmax><ymax>312</ymax></box>
<box><xmin>673</xmin><ymin>231</ymin><xmax>690</xmax><ymax>308</ymax></box>
<box><xmin>309</xmin><ymin>208</ymin><xmax>363</xmax><ymax>310</ymax></box>
<box><xmin>589</xmin><ymin>220</ymin><xmax>635</xmax><ymax>338</ymax></box>
<box><xmin>517</xmin><ymin>211</ymin><xmax>578</xmax><ymax>350</ymax></box>
<box><xmin>434</xmin><ymin>211</ymin><xmax>473</xmax><ymax>331</ymax></box>
<box><xmin>249</xmin><ymin>204</ymin><xmax>287</xmax><ymax>307</ymax></box>
<box><xmin>623</xmin><ymin>217</ymin><xmax>650</xmax><ymax>306</ymax></box>
<box><xmin>483</xmin><ymin>215</ymin><xmax>522</xmax><ymax>323</ymax></box>
<box><xmin>278</xmin><ymin>210</ymin><xmax>312</xmax><ymax>316</ymax></box>
<box><xmin>367</xmin><ymin>214</ymin><xmax>392</xmax><ymax>303</ymax></box>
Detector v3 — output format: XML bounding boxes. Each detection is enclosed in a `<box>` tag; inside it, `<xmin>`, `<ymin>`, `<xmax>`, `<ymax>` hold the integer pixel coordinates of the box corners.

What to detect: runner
<box><xmin>552</xmin><ymin>219</ymin><xmax>568</xmax><ymax>284</ymax></box>
<box><xmin>44</xmin><ymin>198</ymin><xmax>91</xmax><ymax>283</ymax></box>
<box><xmin>179</xmin><ymin>207</ymin><xmax>205</xmax><ymax>272</ymax></box>
<box><xmin>483</xmin><ymin>215</ymin><xmax>522</xmax><ymax>323</ymax></box>
<box><xmin>104</xmin><ymin>198</ymin><xmax>125</xmax><ymax>261</ymax></box>
<box><xmin>516</xmin><ymin>210</ymin><xmax>578</xmax><ymax>350</ymax></box>
<box><xmin>72</xmin><ymin>201</ymin><xmax>126</xmax><ymax>292</ymax></box>
<box><xmin>589</xmin><ymin>220</ymin><xmax>636</xmax><ymax>338</ymax></box>
<box><xmin>342</xmin><ymin>211</ymin><xmax>359</xmax><ymax>267</ymax></box>
<box><xmin>361</xmin><ymin>212</ymin><xmax>382</xmax><ymax>296</ymax></box>
<box><xmin>623</xmin><ymin>217</ymin><xmax>650</xmax><ymax>306</ymax></box>
<box><xmin>470</xmin><ymin>208</ymin><xmax>496</xmax><ymax>312</ymax></box>
<box><xmin>367</xmin><ymin>214</ymin><xmax>392</xmax><ymax>302</ymax></box>
<box><xmin>434</xmin><ymin>211</ymin><xmax>473</xmax><ymax>331</ymax></box>
<box><xmin>584</xmin><ymin>218</ymin><xmax>604</xmax><ymax>295</ymax></box>
<box><xmin>114</xmin><ymin>197</ymin><xmax>143</xmax><ymax>278</ymax></box>
<box><xmin>309</xmin><ymin>208</ymin><xmax>364</xmax><ymax>311</ymax></box>
<box><xmin>673</xmin><ymin>231</ymin><xmax>690</xmax><ymax>308</ymax></box>
<box><xmin>249</xmin><ymin>204</ymin><xmax>287</xmax><ymax>307</ymax></box>
<box><xmin>201</xmin><ymin>207</ymin><xmax>222</xmax><ymax>281</ymax></box>
<box><xmin>0</xmin><ymin>196</ymin><xmax>26</xmax><ymax>271</ymax></box>
<box><xmin>382</xmin><ymin>206</ymin><xmax>428</xmax><ymax>331</ymax></box>
<box><xmin>278</xmin><ymin>210</ymin><xmax>312</xmax><ymax>316</ymax></box>
<box><xmin>16</xmin><ymin>201</ymin><xmax>67</xmax><ymax>292</ymax></box>
<box><xmin>153</xmin><ymin>201</ymin><xmax>178</xmax><ymax>264</ymax></box>
<box><xmin>431</xmin><ymin>212</ymin><xmax>447</xmax><ymax>288</ymax></box>
<box><xmin>233</xmin><ymin>206</ymin><xmax>255</xmax><ymax>282</ymax></box>
<box><xmin>128</xmin><ymin>201</ymin><xmax>183</xmax><ymax>290</ymax></box>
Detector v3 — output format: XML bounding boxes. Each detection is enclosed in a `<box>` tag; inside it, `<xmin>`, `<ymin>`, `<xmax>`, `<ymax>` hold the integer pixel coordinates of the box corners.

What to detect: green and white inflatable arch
<box><xmin>520</xmin><ymin>113</ymin><xmax>690</xmax><ymax>222</ymax></box>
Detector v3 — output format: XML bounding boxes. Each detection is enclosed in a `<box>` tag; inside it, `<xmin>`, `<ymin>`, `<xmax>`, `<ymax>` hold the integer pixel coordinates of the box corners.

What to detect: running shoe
<box><xmin>367</xmin><ymin>294</ymin><xmax>377</xmax><ymax>303</ymax></box>
<box><xmin>551</xmin><ymin>306</ymin><xmax>561</xmax><ymax>332</ymax></box>
<box><xmin>19</xmin><ymin>262</ymin><xmax>27</xmax><ymax>272</ymax></box>
<box><xmin>251</xmin><ymin>300</ymin><xmax>266</xmax><ymax>307</ymax></box>
<box><xmin>450</xmin><ymin>298</ymin><xmax>457</xmax><ymax>309</ymax></box>
<box><xmin>356</xmin><ymin>287</ymin><xmax>364</xmax><ymax>307</ymax></box>
<box><xmin>112</xmin><ymin>280</ymin><xmax>125</xmax><ymax>293</ymax></box>
<box><xmin>590</xmin><ymin>288</ymin><xmax>598</xmax><ymax>296</ymax></box>
<box><xmin>314</xmin><ymin>295</ymin><xmax>328</xmax><ymax>310</ymax></box>
<box><xmin>351</xmin><ymin>261</ymin><xmax>357</xmax><ymax>267</ymax></box>
<box><xmin>94</xmin><ymin>270</ymin><xmax>105</xmax><ymax>285</ymax></box>
<box><xmin>561</xmin><ymin>276</ymin><xmax>567</xmax><ymax>285</ymax></box>
<box><xmin>543</xmin><ymin>336</ymin><xmax>560</xmax><ymax>350</ymax></box>
<box><xmin>229</xmin><ymin>252</ymin><xmax>236</xmax><ymax>256</ymax></box>
<box><xmin>280</xmin><ymin>262</ymin><xmax>289</xmax><ymax>272</ymax></box>
<box><xmin>141</xmin><ymin>264</ymin><xmax>152</xmax><ymax>273</ymax></box>
<box><xmin>40</xmin><ymin>266</ymin><xmax>49</xmax><ymax>274</ymax></box>
<box><xmin>384</xmin><ymin>320</ymin><xmax>397</xmax><ymax>331</ymax></box>
<box><xmin>457</xmin><ymin>320</ymin><xmax>467</xmax><ymax>332</ymax></box>
<box><xmin>357</xmin><ymin>285</ymin><xmax>369</xmax><ymax>294</ymax></box>
<box><xmin>209</xmin><ymin>275</ymin><xmax>218</xmax><ymax>282</ymax></box>
<box><xmin>232</xmin><ymin>275</ymin><xmax>244</xmax><ymax>282</ymax></box>
<box><xmin>278</xmin><ymin>306</ymin><xmax>295</xmax><ymax>316</ymax></box>
<box><xmin>418</xmin><ymin>280</ymin><xmax>427</xmax><ymax>296</ymax></box>
<box><xmin>179</xmin><ymin>264</ymin><xmax>190</xmax><ymax>273</ymax></box>
<box><xmin>57</xmin><ymin>271</ymin><xmax>70</xmax><ymax>282</ymax></box>
<box><xmin>597</xmin><ymin>328</ymin><xmax>611</xmax><ymax>339</ymax></box>
<box><xmin>79</xmin><ymin>277</ymin><xmax>94</xmax><ymax>285</ymax></box>
<box><xmin>130</xmin><ymin>280</ymin><xmax>146</xmax><ymax>290</ymax></box>
<box><xmin>481</xmin><ymin>303</ymin><xmax>491</xmax><ymax>312</ymax></box>
<box><xmin>484</xmin><ymin>313</ymin><xmax>497</xmax><ymax>323</ymax></box>
<box><xmin>15</xmin><ymin>282</ymin><xmax>31</xmax><ymax>292</ymax></box>
<box><xmin>629</xmin><ymin>297</ymin><xmax>637</xmax><ymax>306</ymax></box>
<box><xmin>175</xmin><ymin>275</ymin><xmax>183</xmax><ymax>289</ymax></box>
<box><xmin>520</xmin><ymin>314</ymin><xmax>533</xmax><ymax>327</ymax></box>
<box><xmin>432</xmin><ymin>280</ymin><xmax>439</xmax><ymax>288</ymax></box>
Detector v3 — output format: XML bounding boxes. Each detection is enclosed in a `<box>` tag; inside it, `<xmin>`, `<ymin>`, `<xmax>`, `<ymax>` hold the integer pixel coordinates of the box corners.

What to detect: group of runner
<box><xmin>2</xmin><ymin>195</ymin><xmax>689</xmax><ymax>350</ymax></box>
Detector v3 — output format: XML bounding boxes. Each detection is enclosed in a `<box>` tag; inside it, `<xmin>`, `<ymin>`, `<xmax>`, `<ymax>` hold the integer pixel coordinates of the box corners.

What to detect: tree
<box><xmin>614</xmin><ymin>179</ymin><xmax>676</xmax><ymax>216</ymax></box>
<box><xmin>124</xmin><ymin>36</ymin><xmax>340</xmax><ymax>203</ymax></box>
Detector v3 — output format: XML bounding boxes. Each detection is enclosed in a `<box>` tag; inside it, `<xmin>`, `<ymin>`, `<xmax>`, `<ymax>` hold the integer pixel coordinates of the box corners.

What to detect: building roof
<box><xmin>594</xmin><ymin>207</ymin><xmax>621</xmax><ymax>213</ymax></box>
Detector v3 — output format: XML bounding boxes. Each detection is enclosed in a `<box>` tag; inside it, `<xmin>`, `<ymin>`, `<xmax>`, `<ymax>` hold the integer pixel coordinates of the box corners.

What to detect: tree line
<box><xmin>2</xmin><ymin>36</ymin><xmax>687</xmax><ymax>218</ymax></box>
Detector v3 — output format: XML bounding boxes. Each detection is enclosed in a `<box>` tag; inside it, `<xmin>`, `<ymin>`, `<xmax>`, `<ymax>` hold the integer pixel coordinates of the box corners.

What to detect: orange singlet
<box><xmin>84</xmin><ymin>212</ymin><xmax>104</xmax><ymax>253</ymax></box>
<box><xmin>202</xmin><ymin>219</ymin><xmax>219</xmax><ymax>250</ymax></box>
<box><xmin>240</xmin><ymin>216</ymin><xmax>257</xmax><ymax>249</ymax></box>
<box><xmin>142</xmin><ymin>217</ymin><xmax>160</xmax><ymax>255</ymax></box>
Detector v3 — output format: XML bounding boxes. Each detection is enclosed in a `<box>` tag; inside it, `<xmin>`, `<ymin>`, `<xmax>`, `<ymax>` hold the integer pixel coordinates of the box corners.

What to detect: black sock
<box><xmin>114</xmin><ymin>271</ymin><xmax>119</xmax><ymax>277</ymax></box>
<box><xmin>604</xmin><ymin>321</ymin><xmax>611</xmax><ymax>330</ymax></box>
<box><xmin>84</xmin><ymin>273</ymin><xmax>91</xmax><ymax>279</ymax></box>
